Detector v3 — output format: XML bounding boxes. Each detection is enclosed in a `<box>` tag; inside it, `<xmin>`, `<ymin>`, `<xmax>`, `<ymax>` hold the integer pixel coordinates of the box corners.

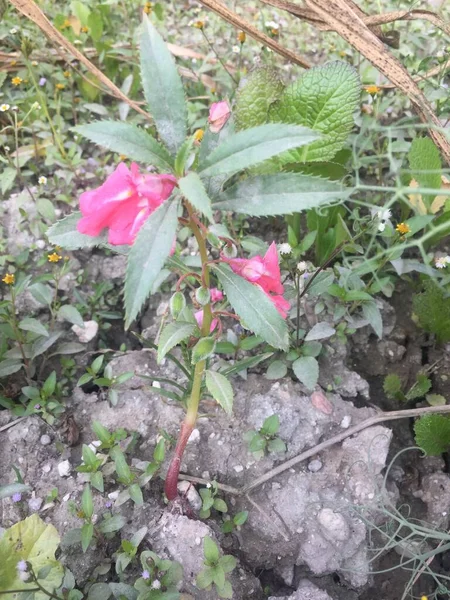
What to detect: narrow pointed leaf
<box><xmin>157</xmin><ymin>321</ymin><xmax>196</xmax><ymax>363</ymax></box>
<box><xmin>178</xmin><ymin>172</ymin><xmax>213</xmax><ymax>222</ymax></box>
<box><xmin>124</xmin><ymin>199</ymin><xmax>179</xmax><ymax>328</ymax></box>
<box><xmin>140</xmin><ymin>16</ymin><xmax>187</xmax><ymax>155</ymax></box>
<box><xmin>74</xmin><ymin>122</ymin><xmax>173</xmax><ymax>171</ymax></box>
<box><xmin>205</xmin><ymin>370</ymin><xmax>234</xmax><ymax>415</ymax></box>
<box><xmin>214</xmin><ymin>173</ymin><xmax>349</xmax><ymax>215</ymax></box>
<box><xmin>19</xmin><ymin>317</ymin><xmax>49</xmax><ymax>337</ymax></box>
<box><xmin>199</xmin><ymin>124</ymin><xmax>319</xmax><ymax>177</ymax></box>
<box><xmin>213</xmin><ymin>264</ymin><xmax>288</xmax><ymax>350</ymax></box>
<box><xmin>47</xmin><ymin>212</ymin><xmax>107</xmax><ymax>250</ymax></box>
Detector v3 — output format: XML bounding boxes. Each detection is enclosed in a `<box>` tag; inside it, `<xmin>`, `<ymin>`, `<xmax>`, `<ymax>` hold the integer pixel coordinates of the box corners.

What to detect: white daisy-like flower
<box><xmin>435</xmin><ymin>256</ymin><xmax>450</xmax><ymax>269</ymax></box>
<box><xmin>151</xmin><ymin>580</ymin><xmax>161</xmax><ymax>590</ymax></box>
<box><xmin>371</xmin><ymin>207</ymin><xmax>392</xmax><ymax>232</ymax></box>
<box><xmin>278</xmin><ymin>242</ymin><xmax>292</xmax><ymax>255</ymax></box>
<box><xmin>38</xmin><ymin>176</ymin><xmax>47</xmax><ymax>185</ymax></box>
<box><xmin>0</xmin><ymin>104</ymin><xmax>10</xmax><ymax>112</ymax></box>
<box><xmin>232</xmin><ymin>45</ymin><xmax>240</xmax><ymax>54</ymax></box>
<box><xmin>297</xmin><ymin>261</ymin><xmax>308</xmax><ymax>273</ymax></box>
<box><xmin>10</xmin><ymin>28</ymin><xmax>18</xmax><ymax>34</ymax></box>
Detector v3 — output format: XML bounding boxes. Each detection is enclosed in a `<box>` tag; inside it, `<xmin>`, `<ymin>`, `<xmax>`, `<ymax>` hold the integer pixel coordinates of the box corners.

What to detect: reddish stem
<box><xmin>164</xmin><ymin>421</ymin><xmax>194</xmax><ymax>500</ymax></box>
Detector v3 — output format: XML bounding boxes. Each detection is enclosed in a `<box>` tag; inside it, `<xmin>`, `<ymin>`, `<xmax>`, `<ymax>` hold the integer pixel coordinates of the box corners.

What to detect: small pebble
<box><xmin>108</xmin><ymin>490</ymin><xmax>119</xmax><ymax>500</ymax></box>
<box><xmin>57</xmin><ymin>460</ymin><xmax>71</xmax><ymax>477</ymax></box>
<box><xmin>28</xmin><ymin>496</ymin><xmax>43</xmax><ymax>512</ymax></box>
<box><xmin>233</xmin><ymin>465</ymin><xmax>244</xmax><ymax>473</ymax></box>
<box><xmin>42</xmin><ymin>464</ymin><xmax>51</xmax><ymax>474</ymax></box>
<box><xmin>188</xmin><ymin>429</ymin><xmax>200</xmax><ymax>443</ymax></box>
<box><xmin>340</xmin><ymin>415</ymin><xmax>352</xmax><ymax>429</ymax></box>
<box><xmin>177</xmin><ymin>481</ymin><xmax>202</xmax><ymax>511</ymax></box>
<box><xmin>308</xmin><ymin>459</ymin><xmax>323</xmax><ymax>473</ymax></box>
<box><xmin>40</xmin><ymin>434</ymin><xmax>51</xmax><ymax>446</ymax></box>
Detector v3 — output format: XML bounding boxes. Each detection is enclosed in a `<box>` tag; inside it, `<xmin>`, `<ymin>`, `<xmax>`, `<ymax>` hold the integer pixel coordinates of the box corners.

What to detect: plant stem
<box><xmin>164</xmin><ymin>203</ymin><xmax>213</xmax><ymax>501</ymax></box>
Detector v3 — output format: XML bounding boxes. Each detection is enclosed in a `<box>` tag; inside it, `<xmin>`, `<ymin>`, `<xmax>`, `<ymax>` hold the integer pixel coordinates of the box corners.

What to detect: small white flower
<box><xmin>278</xmin><ymin>243</ymin><xmax>292</xmax><ymax>255</ymax></box>
<box><xmin>74</xmin><ymin>39</ymin><xmax>83</xmax><ymax>45</ymax></box>
<box><xmin>38</xmin><ymin>176</ymin><xmax>47</xmax><ymax>185</ymax></box>
<box><xmin>232</xmin><ymin>45</ymin><xmax>240</xmax><ymax>54</ymax></box>
<box><xmin>0</xmin><ymin>104</ymin><xmax>10</xmax><ymax>112</ymax></box>
<box><xmin>10</xmin><ymin>28</ymin><xmax>18</xmax><ymax>34</ymax></box>
<box><xmin>265</xmin><ymin>20</ymin><xmax>278</xmax><ymax>29</ymax></box>
<box><xmin>4</xmin><ymin>146</ymin><xmax>10</xmax><ymax>152</ymax></box>
<box><xmin>32</xmin><ymin>102</ymin><xmax>41</xmax><ymax>110</ymax></box>
<box><xmin>36</xmin><ymin>239</ymin><xmax>46</xmax><ymax>249</ymax></box>
<box><xmin>435</xmin><ymin>256</ymin><xmax>450</xmax><ymax>269</ymax></box>
<box><xmin>297</xmin><ymin>261</ymin><xmax>308</xmax><ymax>273</ymax></box>
<box><xmin>151</xmin><ymin>580</ymin><xmax>161</xmax><ymax>590</ymax></box>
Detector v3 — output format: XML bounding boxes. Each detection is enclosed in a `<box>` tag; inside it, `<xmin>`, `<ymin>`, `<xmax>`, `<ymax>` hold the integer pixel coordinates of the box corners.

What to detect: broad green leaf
<box><xmin>37</xmin><ymin>198</ymin><xmax>56</xmax><ymax>221</ymax></box>
<box><xmin>0</xmin><ymin>359</ymin><xmax>23</xmax><ymax>377</ymax></box>
<box><xmin>217</xmin><ymin>580</ymin><xmax>233</xmax><ymax>599</ymax></box>
<box><xmin>362</xmin><ymin>301</ymin><xmax>383</xmax><ymax>339</ymax></box>
<box><xmin>74</xmin><ymin>122</ymin><xmax>173</xmax><ymax>172</ymax></box>
<box><xmin>413</xmin><ymin>279</ymin><xmax>450</xmax><ymax>343</ymax></box>
<box><xmin>87</xmin><ymin>11</ymin><xmax>103</xmax><ymax>42</ymax></box>
<box><xmin>408</xmin><ymin>137</ymin><xmax>442</xmax><ymax>209</ymax></box>
<box><xmin>178</xmin><ymin>172</ymin><xmax>213</xmax><ymax>222</ymax></box>
<box><xmin>43</xmin><ymin>371</ymin><xmax>57</xmax><ymax>396</ymax></box>
<box><xmin>19</xmin><ymin>317</ymin><xmax>49</xmax><ymax>337</ymax></box>
<box><xmin>406</xmin><ymin>374</ymin><xmax>432</xmax><ymax>401</ymax></box>
<box><xmin>128</xmin><ymin>483</ymin><xmax>143</xmax><ymax>505</ymax></box>
<box><xmin>205</xmin><ymin>370</ymin><xmax>234</xmax><ymax>415</ymax></box>
<box><xmin>305</xmin><ymin>322</ymin><xmax>335</xmax><ymax>341</ymax></box>
<box><xmin>109</xmin><ymin>583</ymin><xmax>137</xmax><ymax>600</ymax></box>
<box><xmin>262</xmin><ymin>414</ymin><xmax>280</xmax><ymax>436</ymax></box>
<box><xmin>97</xmin><ymin>515</ymin><xmax>126</xmax><ymax>534</ymax></box>
<box><xmin>292</xmin><ymin>356</ymin><xmax>319</xmax><ymax>390</ymax></box>
<box><xmin>199</xmin><ymin>124</ymin><xmax>319</xmax><ymax>177</ymax></box>
<box><xmin>219</xmin><ymin>554</ymin><xmax>237</xmax><ymax>573</ymax></box>
<box><xmin>268</xmin><ymin>437</ymin><xmax>286</xmax><ymax>453</ymax></box>
<box><xmin>87</xmin><ymin>583</ymin><xmax>111</xmax><ymax>600</ymax></box>
<box><xmin>58</xmin><ymin>305</ymin><xmax>84</xmax><ymax>327</ymax></box>
<box><xmin>213</xmin><ymin>264</ymin><xmax>289</xmax><ymax>351</ymax></box>
<box><xmin>196</xmin><ymin>567</ymin><xmax>215</xmax><ymax>589</ymax></box>
<box><xmin>203</xmin><ymin>535</ymin><xmax>220</xmax><ymax>564</ymax></box>
<box><xmin>29</xmin><ymin>282</ymin><xmax>53</xmax><ymax>305</ymax></box>
<box><xmin>269</xmin><ymin>61</ymin><xmax>360</xmax><ymax>162</ymax></box>
<box><xmin>265</xmin><ymin>360</ymin><xmax>288</xmax><ymax>380</ymax></box>
<box><xmin>47</xmin><ymin>212</ymin><xmax>107</xmax><ymax>250</ymax></box>
<box><xmin>91</xmin><ymin>471</ymin><xmax>104</xmax><ymax>493</ymax></box>
<box><xmin>192</xmin><ymin>336</ymin><xmax>216</xmax><ymax>364</ymax></box>
<box><xmin>31</xmin><ymin>330</ymin><xmax>63</xmax><ymax>360</ymax></box>
<box><xmin>140</xmin><ymin>16</ymin><xmax>187</xmax><ymax>155</ymax></box>
<box><xmin>157</xmin><ymin>321</ymin><xmax>196</xmax><ymax>363</ymax></box>
<box><xmin>213</xmin><ymin>173</ymin><xmax>349</xmax><ymax>215</ymax></box>
<box><xmin>124</xmin><ymin>199</ymin><xmax>179</xmax><ymax>328</ymax></box>
<box><xmin>0</xmin><ymin>514</ymin><xmax>63</xmax><ymax>594</ymax></box>
<box><xmin>414</xmin><ymin>414</ymin><xmax>450</xmax><ymax>456</ymax></box>
<box><xmin>234</xmin><ymin>66</ymin><xmax>284</xmax><ymax>130</ymax></box>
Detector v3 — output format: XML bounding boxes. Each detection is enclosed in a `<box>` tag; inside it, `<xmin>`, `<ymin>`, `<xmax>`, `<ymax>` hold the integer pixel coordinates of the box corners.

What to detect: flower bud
<box><xmin>170</xmin><ymin>291</ymin><xmax>186</xmax><ymax>319</ymax></box>
<box><xmin>192</xmin><ymin>336</ymin><xmax>216</xmax><ymax>364</ymax></box>
<box><xmin>222</xmin><ymin>242</ymin><xmax>237</xmax><ymax>259</ymax></box>
<box><xmin>195</xmin><ymin>286</ymin><xmax>211</xmax><ymax>306</ymax></box>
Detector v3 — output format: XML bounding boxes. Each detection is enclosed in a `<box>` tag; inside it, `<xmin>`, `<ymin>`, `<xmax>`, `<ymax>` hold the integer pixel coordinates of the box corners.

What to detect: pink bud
<box><xmin>208</xmin><ymin>100</ymin><xmax>231</xmax><ymax>133</ymax></box>
<box><xmin>311</xmin><ymin>390</ymin><xmax>333</xmax><ymax>415</ymax></box>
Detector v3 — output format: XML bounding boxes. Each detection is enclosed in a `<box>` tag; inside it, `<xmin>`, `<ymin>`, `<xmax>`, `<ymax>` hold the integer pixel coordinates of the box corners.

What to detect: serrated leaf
<box><xmin>305</xmin><ymin>322</ymin><xmax>335</xmax><ymax>341</ymax></box>
<box><xmin>192</xmin><ymin>336</ymin><xmax>216</xmax><ymax>364</ymax></box>
<box><xmin>426</xmin><ymin>394</ymin><xmax>446</xmax><ymax>407</ymax></box>
<box><xmin>74</xmin><ymin>122</ymin><xmax>173</xmax><ymax>172</ymax></box>
<box><xmin>406</xmin><ymin>374</ymin><xmax>432</xmax><ymax>401</ymax></box>
<box><xmin>213</xmin><ymin>264</ymin><xmax>288</xmax><ymax>351</ymax></box>
<box><xmin>205</xmin><ymin>370</ymin><xmax>234</xmax><ymax>415</ymax></box>
<box><xmin>58</xmin><ymin>305</ymin><xmax>84</xmax><ymax>327</ymax></box>
<box><xmin>413</xmin><ymin>280</ymin><xmax>450</xmax><ymax>343</ymax></box>
<box><xmin>157</xmin><ymin>321</ymin><xmax>196</xmax><ymax>363</ymax></box>
<box><xmin>0</xmin><ymin>514</ymin><xmax>63</xmax><ymax>593</ymax></box>
<box><xmin>414</xmin><ymin>414</ymin><xmax>450</xmax><ymax>456</ymax></box>
<box><xmin>47</xmin><ymin>212</ymin><xmax>107</xmax><ymax>250</ymax></box>
<box><xmin>140</xmin><ymin>16</ymin><xmax>187</xmax><ymax>155</ymax></box>
<box><xmin>178</xmin><ymin>172</ymin><xmax>213</xmax><ymax>222</ymax></box>
<box><xmin>269</xmin><ymin>61</ymin><xmax>360</xmax><ymax>162</ymax></box>
<box><xmin>199</xmin><ymin>124</ymin><xmax>319</xmax><ymax>177</ymax></box>
<box><xmin>214</xmin><ymin>173</ymin><xmax>349</xmax><ymax>215</ymax></box>
<box><xmin>124</xmin><ymin>199</ymin><xmax>179</xmax><ymax>328</ymax></box>
<box><xmin>383</xmin><ymin>373</ymin><xmax>402</xmax><ymax>400</ymax></box>
<box><xmin>18</xmin><ymin>317</ymin><xmax>49</xmax><ymax>337</ymax></box>
<box><xmin>362</xmin><ymin>301</ymin><xmax>383</xmax><ymax>339</ymax></box>
<box><xmin>292</xmin><ymin>356</ymin><xmax>319</xmax><ymax>390</ymax></box>
<box><xmin>234</xmin><ymin>67</ymin><xmax>284</xmax><ymax>131</ymax></box>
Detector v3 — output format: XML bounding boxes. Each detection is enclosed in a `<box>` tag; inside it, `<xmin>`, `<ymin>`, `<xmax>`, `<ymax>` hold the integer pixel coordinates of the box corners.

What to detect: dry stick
<box><xmin>303</xmin><ymin>0</ymin><xmax>450</xmax><ymax>166</ymax></box>
<box><xmin>0</xmin><ymin>416</ymin><xmax>27</xmax><ymax>433</ymax></box>
<box><xmin>9</xmin><ymin>0</ymin><xmax>151</xmax><ymax>120</ymax></box>
<box><xmin>196</xmin><ymin>0</ymin><xmax>310</xmax><ymax>69</ymax></box>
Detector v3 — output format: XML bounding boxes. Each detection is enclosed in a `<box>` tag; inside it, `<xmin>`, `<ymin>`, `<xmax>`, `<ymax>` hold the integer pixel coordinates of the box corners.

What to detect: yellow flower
<box><xmin>11</xmin><ymin>76</ymin><xmax>23</xmax><ymax>86</ymax></box>
<box><xmin>271</xmin><ymin>27</ymin><xmax>279</xmax><ymax>36</ymax></box>
<box><xmin>396</xmin><ymin>222</ymin><xmax>410</xmax><ymax>235</ymax></box>
<box><xmin>56</xmin><ymin>83</ymin><xmax>65</xmax><ymax>90</ymax></box>
<box><xmin>194</xmin><ymin>129</ymin><xmax>204</xmax><ymax>143</ymax></box>
<box><xmin>238</xmin><ymin>31</ymin><xmax>246</xmax><ymax>44</ymax></box>
<box><xmin>48</xmin><ymin>252</ymin><xmax>62</xmax><ymax>263</ymax></box>
<box><xmin>143</xmin><ymin>2</ymin><xmax>152</xmax><ymax>14</ymax></box>
<box><xmin>193</xmin><ymin>20</ymin><xmax>205</xmax><ymax>29</ymax></box>
<box><xmin>421</xmin><ymin>597</ymin><xmax>428</xmax><ymax>600</ymax></box>
<box><xmin>10</xmin><ymin>60</ymin><xmax>17</xmax><ymax>67</ymax></box>
<box><xmin>63</xmin><ymin>70</ymin><xmax>71</xmax><ymax>78</ymax></box>
<box><xmin>365</xmin><ymin>84</ymin><xmax>381</xmax><ymax>95</ymax></box>
<box><xmin>339</xmin><ymin>51</ymin><xmax>346</xmax><ymax>58</ymax></box>
<box><xmin>81</xmin><ymin>26</ymin><xmax>89</xmax><ymax>33</ymax></box>
<box><xmin>61</xmin><ymin>19</ymin><xmax>71</xmax><ymax>29</ymax></box>
<box><xmin>2</xmin><ymin>273</ymin><xmax>15</xmax><ymax>285</ymax></box>
<box><xmin>119</xmin><ymin>154</ymin><xmax>127</xmax><ymax>161</ymax></box>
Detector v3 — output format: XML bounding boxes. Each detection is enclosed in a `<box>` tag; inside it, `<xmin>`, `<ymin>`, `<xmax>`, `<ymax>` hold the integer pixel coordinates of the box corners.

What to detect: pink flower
<box><xmin>77</xmin><ymin>163</ymin><xmax>176</xmax><ymax>245</ymax></box>
<box><xmin>195</xmin><ymin>287</ymin><xmax>223</xmax><ymax>331</ymax></box>
<box><xmin>210</xmin><ymin>288</ymin><xmax>224</xmax><ymax>302</ymax></box>
<box><xmin>208</xmin><ymin>100</ymin><xmax>231</xmax><ymax>133</ymax></box>
<box><xmin>222</xmin><ymin>242</ymin><xmax>289</xmax><ymax>318</ymax></box>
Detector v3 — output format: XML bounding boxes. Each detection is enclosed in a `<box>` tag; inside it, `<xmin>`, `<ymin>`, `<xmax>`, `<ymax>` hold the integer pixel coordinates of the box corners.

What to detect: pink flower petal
<box><xmin>208</xmin><ymin>100</ymin><xmax>231</xmax><ymax>133</ymax></box>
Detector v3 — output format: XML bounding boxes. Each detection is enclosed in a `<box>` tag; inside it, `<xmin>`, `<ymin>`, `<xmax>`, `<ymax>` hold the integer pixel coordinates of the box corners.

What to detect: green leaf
<box><xmin>305</xmin><ymin>322</ymin><xmax>335</xmax><ymax>341</ymax></box>
<box><xmin>128</xmin><ymin>483</ymin><xmax>143</xmax><ymax>505</ymax></box>
<box><xmin>47</xmin><ymin>212</ymin><xmax>107</xmax><ymax>250</ymax></box>
<box><xmin>196</xmin><ymin>567</ymin><xmax>214</xmax><ymax>589</ymax></box>
<box><xmin>292</xmin><ymin>356</ymin><xmax>319</xmax><ymax>390</ymax></box>
<box><xmin>414</xmin><ymin>414</ymin><xmax>450</xmax><ymax>456</ymax></box>
<box><xmin>0</xmin><ymin>359</ymin><xmax>23</xmax><ymax>377</ymax></box>
<box><xmin>87</xmin><ymin>583</ymin><xmax>111</xmax><ymax>600</ymax></box>
<box><xmin>81</xmin><ymin>484</ymin><xmax>94</xmax><ymax>520</ymax></box>
<box><xmin>220</xmin><ymin>352</ymin><xmax>273</xmax><ymax>376</ymax></box>
<box><xmin>383</xmin><ymin>373</ymin><xmax>403</xmax><ymax>400</ymax></box>
<box><xmin>0</xmin><ymin>514</ymin><xmax>63</xmax><ymax>593</ymax></box>
<box><xmin>213</xmin><ymin>264</ymin><xmax>288</xmax><ymax>351</ymax></box>
<box><xmin>140</xmin><ymin>15</ymin><xmax>187</xmax><ymax>155</ymax></box>
<box><xmin>87</xmin><ymin>11</ymin><xmax>103</xmax><ymax>41</ymax></box>
<box><xmin>192</xmin><ymin>336</ymin><xmax>216</xmax><ymax>364</ymax></box>
<box><xmin>217</xmin><ymin>579</ymin><xmax>233</xmax><ymax>598</ymax></box>
<box><xmin>91</xmin><ymin>472</ymin><xmax>104</xmax><ymax>493</ymax></box>
<box><xmin>112</xmin><ymin>448</ymin><xmax>133</xmax><ymax>485</ymax></box>
<box><xmin>234</xmin><ymin>66</ymin><xmax>284</xmax><ymax>131</ymax></box>
<box><xmin>413</xmin><ymin>280</ymin><xmax>450</xmax><ymax>343</ymax></box>
<box><xmin>362</xmin><ymin>301</ymin><xmax>383</xmax><ymax>339</ymax></box>
<box><xmin>199</xmin><ymin>124</ymin><xmax>319</xmax><ymax>177</ymax></box>
<box><xmin>58</xmin><ymin>305</ymin><xmax>84</xmax><ymax>327</ymax></box>
<box><xmin>248</xmin><ymin>433</ymin><xmax>266</xmax><ymax>453</ymax></box>
<box><xmin>74</xmin><ymin>122</ymin><xmax>173</xmax><ymax>172</ymax></box>
<box><xmin>408</xmin><ymin>137</ymin><xmax>442</xmax><ymax>208</ymax></box>
<box><xmin>29</xmin><ymin>282</ymin><xmax>53</xmax><ymax>305</ymax></box>
<box><xmin>426</xmin><ymin>394</ymin><xmax>446</xmax><ymax>406</ymax></box>
<box><xmin>43</xmin><ymin>370</ymin><xmax>57</xmax><ymax>396</ymax></box>
<box><xmin>91</xmin><ymin>420</ymin><xmax>110</xmax><ymax>443</ymax></box>
<box><xmin>97</xmin><ymin>515</ymin><xmax>126</xmax><ymax>534</ymax></box>
<box><xmin>265</xmin><ymin>359</ymin><xmax>288</xmax><ymax>380</ymax></box>
<box><xmin>31</xmin><ymin>330</ymin><xmax>64</xmax><ymax>360</ymax></box>
<box><xmin>213</xmin><ymin>498</ymin><xmax>228</xmax><ymax>513</ymax></box>
<box><xmin>214</xmin><ymin>173</ymin><xmax>349</xmax><ymax>215</ymax></box>
<box><xmin>81</xmin><ymin>522</ymin><xmax>94</xmax><ymax>553</ymax></box>
<box><xmin>267</xmin><ymin>437</ymin><xmax>286</xmax><ymax>453</ymax></box>
<box><xmin>0</xmin><ymin>482</ymin><xmax>31</xmax><ymax>500</ymax></box>
<box><xmin>233</xmin><ymin>511</ymin><xmax>248</xmax><ymax>526</ymax></box>
<box><xmin>178</xmin><ymin>172</ymin><xmax>213</xmax><ymax>222</ymax></box>
<box><xmin>211</xmin><ymin>565</ymin><xmax>225</xmax><ymax>589</ymax></box>
<box><xmin>109</xmin><ymin>583</ymin><xmax>137</xmax><ymax>600</ymax></box>
<box><xmin>18</xmin><ymin>317</ymin><xmax>49</xmax><ymax>337</ymax></box>
<box><xmin>261</xmin><ymin>414</ymin><xmax>280</xmax><ymax>436</ymax></box>
<box><xmin>219</xmin><ymin>554</ymin><xmax>237</xmax><ymax>573</ymax></box>
<box><xmin>269</xmin><ymin>61</ymin><xmax>360</xmax><ymax>162</ymax></box>
<box><xmin>37</xmin><ymin>198</ymin><xmax>56</xmax><ymax>221</ymax></box>
<box><xmin>157</xmin><ymin>321</ymin><xmax>196</xmax><ymax>363</ymax></box>
<box><xmin>406</xmin><ymin>374</ymin><xmax>432</xmax><ymax>401</ymax></box>
<box><xmin>203</xmin><ymin>536</ymin><xmax>220</xmax><ymax>564</ymax></box>
<box><xmin>124</xmin><ymin>199</ymin><xmax>179</xmax><ymax>328</ymax></box>
<box><xmin>205</xmin><ymin>370</ymin><xmax>234</xmax><ymax>415</ymax></box>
